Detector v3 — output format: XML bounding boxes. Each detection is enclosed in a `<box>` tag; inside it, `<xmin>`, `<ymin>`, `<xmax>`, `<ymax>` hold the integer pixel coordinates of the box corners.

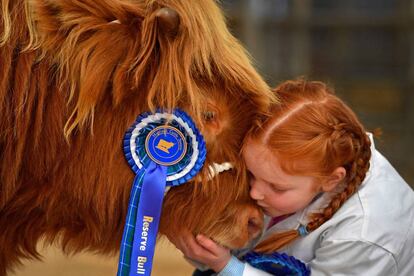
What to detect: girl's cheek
<box><xmin>267</xmin><ymin>193</ymin><xmax>284</xmax><ymax>207</ymax></box>
<box><xmin>269</xmin><ymin>192</ymin><xmax>293</xmax><ymax>209</ymax></box>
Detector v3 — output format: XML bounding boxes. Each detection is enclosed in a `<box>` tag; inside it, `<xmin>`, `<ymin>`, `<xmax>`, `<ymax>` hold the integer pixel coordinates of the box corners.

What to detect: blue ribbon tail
<box><xmin>117</xmin><ymin>170</ymin><xmax>146</xmax><ymax>276</ymax></box>
<box><xmin>130</xmin><ymin>161</ymin><xmax>167</xmax><ymax>276</ymax></box>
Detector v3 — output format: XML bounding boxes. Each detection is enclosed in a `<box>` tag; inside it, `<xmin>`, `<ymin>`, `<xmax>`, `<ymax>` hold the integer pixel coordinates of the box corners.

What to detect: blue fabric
<box><xmin>218</xmin><ymin>256</ymin><xmax>245</xmax><ymax>276</ymax></box>
<box><xmin>117</xmin><ymin>162</ymin><xmax>167</xmax><ymax>276</ymax></box>
<box><xmin>117</xmin><ymin>169</ymin><xmax>146</xmax><ymax>276</ymax></box>
<box><xmin>243</xmin><ymin>252</ymin><xmax>310</xmax><ymax>276</ymax></box>
<box><xmin>130</xmin><ymin>161</ymin><xmax>167</xmax><ymax>275</ymax></box>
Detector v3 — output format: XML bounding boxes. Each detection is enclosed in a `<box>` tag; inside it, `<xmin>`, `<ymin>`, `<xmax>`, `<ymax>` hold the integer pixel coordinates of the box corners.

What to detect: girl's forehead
<box><xmin>243</xmin><ymin>142</ymin><xmax>317</xmax><ymax>189</ymax></box>
<box><xmin>243</xmin><ymin>141</ymin><xmax>284</xmax><ymax>178</ymax></box>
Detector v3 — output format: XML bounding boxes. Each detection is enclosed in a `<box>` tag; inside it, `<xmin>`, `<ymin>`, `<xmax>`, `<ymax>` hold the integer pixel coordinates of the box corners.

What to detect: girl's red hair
<box><xmin>248</xmin><ymin>79</ymin><xmax>372</xmax><ymax>253</ymax></box>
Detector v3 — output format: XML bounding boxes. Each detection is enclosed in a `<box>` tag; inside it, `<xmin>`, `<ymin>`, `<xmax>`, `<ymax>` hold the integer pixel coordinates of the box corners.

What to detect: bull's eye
<box><xmin>203</xmin><ymin>111</ymin><xmax>216</xmax><ymax>122</ymax></box>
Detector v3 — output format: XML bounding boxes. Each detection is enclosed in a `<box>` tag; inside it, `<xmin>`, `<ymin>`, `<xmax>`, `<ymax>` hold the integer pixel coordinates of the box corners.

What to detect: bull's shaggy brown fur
<box><xmin>0</xmin><ymin>0</ymin><xmax>275</xmax><ymax>274</ymax></box>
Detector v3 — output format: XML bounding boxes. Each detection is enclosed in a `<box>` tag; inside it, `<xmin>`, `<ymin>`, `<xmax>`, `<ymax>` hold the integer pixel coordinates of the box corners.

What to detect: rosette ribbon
<box><xmin>117</xmin><ymin>109</ymin><xmax>206</xmax><ymax>276</ymax></box>
<box><xmin>243</xmin><ymin>251</ymin><xmax>310</xmax><ymax>276</ymax></box>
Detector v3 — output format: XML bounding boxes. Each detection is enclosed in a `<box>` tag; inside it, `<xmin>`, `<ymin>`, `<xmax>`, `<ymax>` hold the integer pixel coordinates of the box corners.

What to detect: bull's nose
<box><xmin>247</xmin><ymin>210</ymin><xmax>264</xmax><ymax>240</ymax></box>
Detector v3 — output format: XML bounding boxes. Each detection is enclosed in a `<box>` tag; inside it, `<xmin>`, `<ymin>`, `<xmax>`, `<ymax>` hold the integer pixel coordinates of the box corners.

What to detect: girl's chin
<box><xmin>263</xmin><ymin>208</ymin><xmax>285</xmax><ymax>217</ymax></box>
<box><xmin>263</xmin><ymin>208</ymin><xmax>277</xmax><ymax>216</ymax></box>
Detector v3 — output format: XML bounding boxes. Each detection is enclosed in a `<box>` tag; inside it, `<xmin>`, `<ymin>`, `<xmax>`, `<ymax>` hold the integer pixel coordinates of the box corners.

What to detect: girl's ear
<box><xmin>322</xmin><ymin>167</ymin><xmax>346</xmax><ymax>192</ymax></box>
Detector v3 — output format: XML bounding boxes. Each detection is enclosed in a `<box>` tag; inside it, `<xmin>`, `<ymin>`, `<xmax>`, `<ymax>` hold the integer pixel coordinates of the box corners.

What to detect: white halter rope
<box><xmin>208</xmin><ymin>162</ymin><xmax>234</xmax><ymax>179</ymax></box>
<box><xmin>164</xmin><ymin>162</ymin><xmax>233</xmax><ymax>194</ymax></box>
<box><xmin>109</xmin><ymin>19</ymin><xmax>121</xmax><ymax>24</ymax></box>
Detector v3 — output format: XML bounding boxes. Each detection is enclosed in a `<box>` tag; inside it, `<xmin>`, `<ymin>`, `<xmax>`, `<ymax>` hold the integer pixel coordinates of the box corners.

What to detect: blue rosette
<box><xmin>123</xmin><ymin>109</ymin><xmax>206</xmax><ymax>186</ymax></box>
<box><xmin>243</xmin><ymin>252</ymin><xmax>310</xmax><ymax>276</ymax></box>
<box><xmin>118</xmin><ymin>109</ymin><xmax>206</xmax><ymax>276</ymax></box>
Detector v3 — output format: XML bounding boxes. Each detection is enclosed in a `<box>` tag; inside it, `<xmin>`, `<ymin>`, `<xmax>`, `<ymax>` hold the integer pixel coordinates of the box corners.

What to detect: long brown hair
<box><xmin>248</xmin><ymin>79</ymin><xmax>372</xmax><ymax>253</ymax></box>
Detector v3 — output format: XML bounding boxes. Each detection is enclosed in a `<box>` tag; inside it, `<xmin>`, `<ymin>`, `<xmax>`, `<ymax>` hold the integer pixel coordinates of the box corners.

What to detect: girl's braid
<box><xmin>307</xmin><ymin>125</ymin><xmax>371</xmax><ymax>232</ymax></box>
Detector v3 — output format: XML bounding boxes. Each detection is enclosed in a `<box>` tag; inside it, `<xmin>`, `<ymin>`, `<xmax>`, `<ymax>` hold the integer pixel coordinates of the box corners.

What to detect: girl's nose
<box><xmin>250</xmin><ymin>181</ymin><xmax>265</xmax><ymax>201</ymax></box>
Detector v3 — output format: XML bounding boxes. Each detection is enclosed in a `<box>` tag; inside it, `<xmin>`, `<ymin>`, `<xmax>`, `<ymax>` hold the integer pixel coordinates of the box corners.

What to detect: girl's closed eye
<box><xmin>270</xmin><ymin>184</ymin><xmax>289</xmax><ymax>193</ymax></box>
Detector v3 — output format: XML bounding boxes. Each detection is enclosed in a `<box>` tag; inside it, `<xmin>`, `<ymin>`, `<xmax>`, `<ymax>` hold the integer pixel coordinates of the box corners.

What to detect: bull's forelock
<box><xmin>7</xmin><ymin>0</ymin><xmax>274</xmax><ymax>138</ymax></box>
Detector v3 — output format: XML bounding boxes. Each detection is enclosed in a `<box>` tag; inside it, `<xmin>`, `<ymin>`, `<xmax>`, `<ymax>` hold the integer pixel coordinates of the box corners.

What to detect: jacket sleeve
<box><xmin>217</xmin><ymin>256</ymin><xmax>272</xmax><ymax>276</ymax></box>
<box><xmin>309</xmin><ymin>239</ymin><xmax>398</xmax><ymax>276</ymax></box>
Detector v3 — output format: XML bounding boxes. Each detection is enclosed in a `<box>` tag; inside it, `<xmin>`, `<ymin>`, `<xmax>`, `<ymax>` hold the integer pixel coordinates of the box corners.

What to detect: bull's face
<box><xmin>160</xmin><ymin>86</ymin><xmax>268</xmax><ymax>249</ymax></box>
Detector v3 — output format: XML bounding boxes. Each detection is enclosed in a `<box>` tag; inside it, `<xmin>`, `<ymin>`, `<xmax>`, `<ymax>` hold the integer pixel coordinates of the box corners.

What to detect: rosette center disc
<box><xmin>145</xmin><ymin>126</ymin><xmax>187</xmax><ymax>166</ymax></box>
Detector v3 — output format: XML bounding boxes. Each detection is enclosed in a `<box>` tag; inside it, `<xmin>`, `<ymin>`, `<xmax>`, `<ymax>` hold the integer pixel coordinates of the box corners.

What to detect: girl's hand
<box><xmin>170</xmin><ymin>231</ymin><xmax>232</xmax><ymax>272</ymax></box>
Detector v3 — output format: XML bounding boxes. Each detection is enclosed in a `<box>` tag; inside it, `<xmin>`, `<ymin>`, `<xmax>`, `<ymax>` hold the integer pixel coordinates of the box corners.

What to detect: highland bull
<box><xmin>0</xmin><ymin>0</ymin><xmax>275</xmax><ymax>274</ymax></box>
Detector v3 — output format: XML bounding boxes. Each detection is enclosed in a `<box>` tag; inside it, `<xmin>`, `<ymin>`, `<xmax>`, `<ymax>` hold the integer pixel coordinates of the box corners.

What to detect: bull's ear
<box><xmin>31</xmin><ymin>0</ymin><xmax>139</xmax><ymax>50</ymax></box>
<box><xmin>155</xmin><ymin>7</ymin><xmax>180</xmax><ymax>38</ymax></box>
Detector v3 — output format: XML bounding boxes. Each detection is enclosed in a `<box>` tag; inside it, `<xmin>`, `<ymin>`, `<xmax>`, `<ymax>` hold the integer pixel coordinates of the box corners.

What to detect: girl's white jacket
<box><xmin>241</xmin><ymin>134</ymin><xmax>414</xmax><ymax>275</ymax></box>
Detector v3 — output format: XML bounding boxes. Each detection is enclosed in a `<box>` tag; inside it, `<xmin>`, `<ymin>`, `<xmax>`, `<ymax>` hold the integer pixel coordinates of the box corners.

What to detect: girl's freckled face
<box><xmin>243</xmin><ymin>139</ymin><xmax>321</xmax><ymax>217</ymax></box>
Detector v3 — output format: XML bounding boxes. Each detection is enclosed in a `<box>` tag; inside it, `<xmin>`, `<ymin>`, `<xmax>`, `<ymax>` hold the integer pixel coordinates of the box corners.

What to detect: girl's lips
<box><xmin>256</xmin><ymin>203</ymin><xmax>274</xmax><ymax>216</ymax></box>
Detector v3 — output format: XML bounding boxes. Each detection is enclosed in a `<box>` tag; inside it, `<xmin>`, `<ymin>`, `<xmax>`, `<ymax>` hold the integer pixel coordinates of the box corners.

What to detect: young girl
<box><xmin>171</xmin><ymin>79</ymin><xmax>414</xmax><ymax>275</ymax></box>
